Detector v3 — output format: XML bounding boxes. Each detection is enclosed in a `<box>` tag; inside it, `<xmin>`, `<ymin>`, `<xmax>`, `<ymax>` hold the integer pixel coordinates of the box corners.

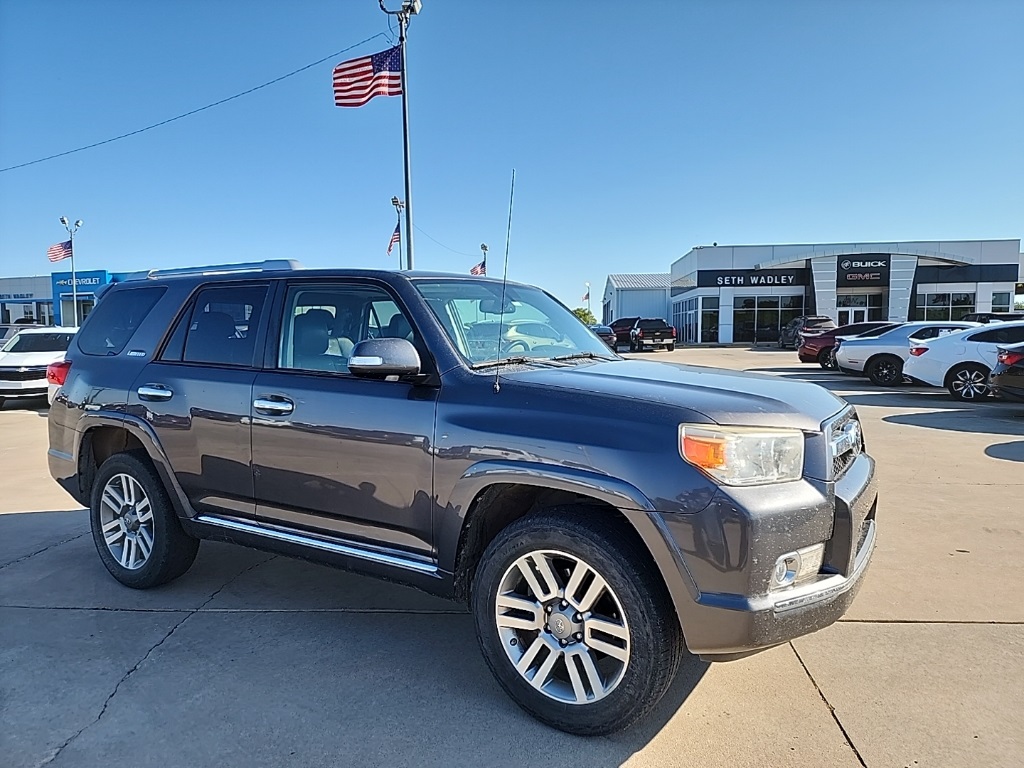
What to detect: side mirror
<box><xmin>349</xmin><ymin>337</ymin><xmax>421</xmax><ymax>379</ymax></box>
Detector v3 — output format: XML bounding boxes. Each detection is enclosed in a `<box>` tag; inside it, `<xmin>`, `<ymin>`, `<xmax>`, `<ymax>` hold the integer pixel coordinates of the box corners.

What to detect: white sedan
<box><xmin>834</xmin><ymin>321</ymin><xmax>980</xmax><ymax>386</ymax></box>
<box><xmin>904</xmin><ymin>320</ymin><xmax>1024</xmax><ymax>400</ymax></box>
<box><xmin>0</xmin><ymin>327</ymin><xmax>77</xmax><ymax>408</ymax></box>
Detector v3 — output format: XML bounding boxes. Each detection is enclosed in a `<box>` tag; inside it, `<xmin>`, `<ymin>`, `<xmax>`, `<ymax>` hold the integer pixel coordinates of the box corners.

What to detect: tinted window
<box><xmin>182</xmin><ymin>285</ymin><xmax>267</xmax><ymax>366</ymax></box>
<box><xmin>857</xmin><ymin>324</ymin><xmax>898</xmax><ymax>338</ymax></box>
<box><xmin>2</xmin><ymin>331</ymin><xmax>75</xmax><ymax>353</ymax></box>
<box><xmin>77</xmin><ymin>287</ymin><xmax>165</xmax><ymax>356</ymax></box>
<box><xmin>638</xmin><ymin>319</ymin><xmax>670</xmax><ymax>330</ymax></box>
<box><xmin>968</xmin><ymin>326</ymin><xmax>1024</xmax><ymax>344</ymax></box>
<box><xmin>278</xmin><ymin>284</ymin><xmax>415</xmax><ymax>374</ymax></box>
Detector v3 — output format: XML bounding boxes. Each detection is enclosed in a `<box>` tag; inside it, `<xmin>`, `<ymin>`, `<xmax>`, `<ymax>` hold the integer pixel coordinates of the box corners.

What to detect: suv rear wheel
<box><xmin>471</xmin><ymin>508</ymin><xmax>683</xmax><ymax>735</ymax></box>
<box><xmin>90</xmin><ymin>452</ymin><xmax>199</xmax><ymax>589</ymax></box>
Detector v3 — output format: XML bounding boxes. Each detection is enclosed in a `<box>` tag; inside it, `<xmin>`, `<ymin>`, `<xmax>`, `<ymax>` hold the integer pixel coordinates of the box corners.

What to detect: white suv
<box><xmin>834</xmin><ymin>321</ymin><xmax>980</xmax><ymax>386</ymax></box>
<box><xmin>904</xmin><ymin>321</ymin><xmax>1024</xmax><ymax>400</ymax></box>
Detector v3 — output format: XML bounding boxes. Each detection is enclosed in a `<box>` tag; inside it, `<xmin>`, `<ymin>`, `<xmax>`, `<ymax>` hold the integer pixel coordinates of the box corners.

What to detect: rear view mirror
<box><xmin>479</xmin><ymin>298</ymin><xmax>515</xmax><ymax>315</ymax></box>
<box><xmin>349</xmin><ymin>338</ymin><xmax>421</xmax><ymax>379</ymax></box>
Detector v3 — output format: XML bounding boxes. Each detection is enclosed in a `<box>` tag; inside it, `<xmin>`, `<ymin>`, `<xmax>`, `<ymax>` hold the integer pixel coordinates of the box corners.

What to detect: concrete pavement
<box><xmin>1</xmin><ymin>349</ymin><xmax>1021</xmax><ymax>767</ymax></box>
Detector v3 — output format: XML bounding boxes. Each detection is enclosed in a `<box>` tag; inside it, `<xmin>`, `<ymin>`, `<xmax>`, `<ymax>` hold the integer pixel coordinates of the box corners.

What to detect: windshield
<box><xmin>856</xmin><ymin>324</ymin><xmax>899</xmax><ymax>338</ymax></box>
<box><xmin>1</xmin><ymin>332</ymin><xmax>74</xmax><ymax>354</ymax></box>
<box><xmin>637</xmin><ymin>319</ymin><xmax>670</xmax><ymax>330</ymax></box>
<box><xmin>414</xmin><ymin>280</ymin><xmax>615</xmax><ymax>366</ymax></box>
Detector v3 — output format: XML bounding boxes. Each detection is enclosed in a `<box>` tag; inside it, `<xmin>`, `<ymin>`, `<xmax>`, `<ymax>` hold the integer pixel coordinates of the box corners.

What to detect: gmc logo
<box><xmin>841</xmin><ymin>260</ymin><xmax>886</xmax><ymax>269</ymax></box>
<box><xmin>847</xmin><ymin>272</ymin><xmax>882</xmax><ymax>281</ymax></box>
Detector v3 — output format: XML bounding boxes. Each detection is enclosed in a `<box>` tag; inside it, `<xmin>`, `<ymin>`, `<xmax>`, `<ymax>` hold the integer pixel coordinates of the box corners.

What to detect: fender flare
<box><xmin>77</xmin><ymin>411</ymin><xmax>197</xmax><ymax>520</ymax></box>
<box><xmin>439</xmin><ymin>460</ymin><xmax>700</xmax><ymax>634</ymax></box>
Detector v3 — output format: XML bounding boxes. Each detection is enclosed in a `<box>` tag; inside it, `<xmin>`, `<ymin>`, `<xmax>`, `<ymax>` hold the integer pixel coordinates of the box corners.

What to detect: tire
<box><xmin>0</xmin><ymin>396</ymin><xmax>5</xmax><ymax>409</ymax></box>
<box><xmin>628</xmin><ymin>339</ymin><xmax>636</xmax><ymax>353</ymax></box>
<box><xmin>777</xmin><ymin>337</ymin><xmax>785</xmax><ymax>349</ymax></box>
<box><xmin>866</xmin><ymin>355</ymin><xmax>903</xmax><ymax>387</ymax></box>
<box><xmin>817</xmin><ymin>348</ymin><xmax>836</xmax><ymax>370</ymax></box>
<box><xmin>471</xmin><ymin>508</ymin><xmax>683</xmax><ymax>736</ymax></box>
<box><xmin>947</xmin><ymin>363</ymin><xmax>991</xmax><ymax>401</ymax></box>
<box><xmin>89</xmin><ymin>452</ymin><xmax>199</xmax><ymax>589</ymax></box>
<box><xmin>666</xmin><ymin>344</ymin><xmax>675</xmax><ymax>352</ymax></box>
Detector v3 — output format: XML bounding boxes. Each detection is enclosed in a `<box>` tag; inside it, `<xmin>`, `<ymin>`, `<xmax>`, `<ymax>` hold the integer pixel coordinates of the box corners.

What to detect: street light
<box><xmin>58</xmin><ymin>217</ymin><xmax>83</xmax><ymax>327</ymax></box>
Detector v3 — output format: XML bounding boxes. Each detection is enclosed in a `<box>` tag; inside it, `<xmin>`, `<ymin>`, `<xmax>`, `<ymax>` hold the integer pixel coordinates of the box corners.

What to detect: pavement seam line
<box><xmin>2</xmin><ymin>604</ymin><xmax>470</xmax><ymax>614</ymax></box>
<box><xmin>790</xmin><ymin>642</ymin><xmax>868</xmax><ymax>768</ymax></box>
<box><xmin>0</xmin><ymin>529</ymin><xmax>89</xmax><ymax>572</ymax></box>
<box><xmin>34</xmin><ymin>555</ymin><xmax>273</xmax><ymax>768</ymax></box>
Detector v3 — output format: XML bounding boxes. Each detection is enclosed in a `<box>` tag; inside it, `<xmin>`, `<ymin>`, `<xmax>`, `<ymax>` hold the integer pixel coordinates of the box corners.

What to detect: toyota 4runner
<box><xmin>47</xmin><ymin>262</ymin><xmax>877</xmax><ymax>735</ymax></box>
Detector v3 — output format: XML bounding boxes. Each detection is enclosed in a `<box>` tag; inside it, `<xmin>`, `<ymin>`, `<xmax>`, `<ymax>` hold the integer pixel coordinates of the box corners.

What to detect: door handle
<box><xmin>253</xmin><ymin>397</ymin><xmax>294</xmax><ymax>416</ymax></box>
<box><xmin>138</xmin><ymin>384</ymin><xmax>173</xmax><ymax>402</ymax></box>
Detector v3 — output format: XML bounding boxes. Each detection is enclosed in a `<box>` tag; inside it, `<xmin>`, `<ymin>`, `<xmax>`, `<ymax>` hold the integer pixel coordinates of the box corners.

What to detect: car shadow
<box><xmin>985</xmin><ymin>440</ymin><xmax>1024</xmax><ymax>463</ymax></box>
<box><xmin>0</xmin><ymin>396</ymin><xmax>49</xmax><ymax>415</ymax></box>
<box><xmin>882</xmin><ymin>409</ymin><xmax>1024</xmax><ymax>435</ymax></box>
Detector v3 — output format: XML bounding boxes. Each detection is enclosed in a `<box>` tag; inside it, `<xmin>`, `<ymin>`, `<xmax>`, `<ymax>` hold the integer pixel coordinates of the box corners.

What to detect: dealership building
<box><xmin>667</xmin><ymin>239</ymin><xmax>1023</xmax><ymax>344</ymax></box>
<box><xmin>0</xmin><ymin>270</ymin><xmax>122</xmax><ymax>326</ymax></box>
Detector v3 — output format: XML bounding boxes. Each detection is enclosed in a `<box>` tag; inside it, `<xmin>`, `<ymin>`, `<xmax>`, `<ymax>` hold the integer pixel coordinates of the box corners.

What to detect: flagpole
<box><xmin>398</xmin><ymin>11</ymin><xmax>414</xmax><ymax>271</ymax></box>
<box><xmin>71</xmin><ymin>230</ymin><xmax>78</xmax><ymax>328</ymax></box>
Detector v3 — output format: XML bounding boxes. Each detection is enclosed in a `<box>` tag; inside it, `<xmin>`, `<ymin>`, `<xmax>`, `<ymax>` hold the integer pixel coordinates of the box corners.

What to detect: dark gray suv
<box><xmin>47</xmin><ymin>263</ymin><xmax>877</xmax><ymax>735</ymax></box>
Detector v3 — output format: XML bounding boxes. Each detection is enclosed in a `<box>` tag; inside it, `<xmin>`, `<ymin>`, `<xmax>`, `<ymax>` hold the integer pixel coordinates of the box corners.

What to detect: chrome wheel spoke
<box><xmin>120</xmin><ymin>537</ymin><xmax>134</xmax><ymax>568</ymax></box>
<box><xmin>136</xmin><ymin>528</ymin><xmax>153</xmax><ymax>560</ymax></box>
<box><xmin>103</xmin><ymin>523</ymin><xmax>125</xmax><ymax>547</ymax></box>
<box><xmin>135</xmin><ymin>497</ymin><xmax>153</xmax><ymax>522</ymax></box>
<box><xmin>101</xmin><ymin>485</ymin><xmax>125</xmax><ymax>513</ymax></box>
<box><xmin>99</xmin><ymin>473</ymin><xmax>154</xmax><ymax>571</ymax></box>
<box><xmin>122</xmin><ymin>476</ymin><xmax>136</xmax><ymax>506</ymax></box>
<box><xmin>496</xmin><ymin>548</ymin><xmax>630</xmax><ymax>705</ymax></box>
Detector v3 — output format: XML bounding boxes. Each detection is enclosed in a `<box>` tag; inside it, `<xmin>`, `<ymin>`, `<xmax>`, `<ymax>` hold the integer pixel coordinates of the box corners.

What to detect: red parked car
<box><xmin>798</xmin><ymin>321</ymin><xmax>894</xmax><ymax>369</ymax></box>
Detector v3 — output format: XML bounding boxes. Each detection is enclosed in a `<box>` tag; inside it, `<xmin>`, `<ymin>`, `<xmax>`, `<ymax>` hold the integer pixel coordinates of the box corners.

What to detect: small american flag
<box><xmin>582</xmin><ymin>288</ymin><xmax>590</xmax><ymax>302</ymax></box>
<box><xmin>47</xmin><ymin>240</ymin><xmax>72</xmax><ymax>263</ymax></box>
<box><xmin>333</xmin><ymin>46</ymin><xmax>402</xmax><ymax>108</ymax></box>
<box><xmin>470</xmin><ymin>260</ymin><xmax>486</xmax><ymax>276</ymax></box>
<box><xmin>387</xmin><ymin>223</ymin><xmax>401</xmax><ymax>255</ymax></box>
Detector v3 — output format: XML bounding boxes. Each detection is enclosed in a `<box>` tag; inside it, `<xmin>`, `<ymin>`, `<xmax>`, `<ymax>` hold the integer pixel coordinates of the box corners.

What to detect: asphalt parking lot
<box><xmin>2</xmin><ymin>347</ymin><xmax>1022</xmax><ymax>768</ymax></box>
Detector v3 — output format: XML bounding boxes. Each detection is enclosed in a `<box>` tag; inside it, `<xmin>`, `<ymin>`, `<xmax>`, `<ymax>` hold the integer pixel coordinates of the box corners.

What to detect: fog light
<box><xmin>771</xmin><ymin>544</ymin><xmax>825</xmax><ymax>590</ymax></box>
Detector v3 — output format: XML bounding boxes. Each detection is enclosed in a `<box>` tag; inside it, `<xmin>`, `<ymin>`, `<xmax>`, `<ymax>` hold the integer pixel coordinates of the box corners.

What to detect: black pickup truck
<box><xmin>47</xmin><ymin>264</ymin><xmax>876</xmax><ymax>736</ymax></box>
<box><xmin>629</xmin><ymin>318</ymin><xmax>676</xmax><ymax>352</ymax></box>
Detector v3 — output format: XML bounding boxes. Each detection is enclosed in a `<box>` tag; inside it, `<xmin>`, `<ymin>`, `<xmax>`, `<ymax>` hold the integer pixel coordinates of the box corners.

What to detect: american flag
<box><xmin>47</xmin><ymin>240</ymin><xmax>72</xmax><ymax>263</ymax></box>
<box><xmin>582</xmin><ymin>288</ymin><xmax>590</xmax><ymax>302</ymax></box>
<box><xmin>333</xmin><ymin>46</ymin><xmax>402</xmax><ymax>108</ymax></box>
<box><xmin>470</xmin><ymin>260</ymin><xmax>486</xmax><ymax>276</ymax></box>
<box><xmin>387</xmin><ymin>223</ymin><xmax>401</xmax><ymax>255</ymax></box>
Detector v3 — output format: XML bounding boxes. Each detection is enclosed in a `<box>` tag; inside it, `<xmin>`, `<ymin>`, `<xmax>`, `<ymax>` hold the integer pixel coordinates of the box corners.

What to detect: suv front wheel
<box><xmin>471</xmin><ymin>508</ymin><xmax>683</xmax><ymax>735</ymax></box>
<box><xmin>90</xmin><ymin>452</ymin><xmax>199</xmax><ymax>589</ymax></box>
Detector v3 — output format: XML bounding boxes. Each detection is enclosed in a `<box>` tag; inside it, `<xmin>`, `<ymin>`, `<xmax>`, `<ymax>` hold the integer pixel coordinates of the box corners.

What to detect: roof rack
<box><xmin>124</xmin><ymin>259</ymin><xmax>302</xmax><ymax>281</ymax></box>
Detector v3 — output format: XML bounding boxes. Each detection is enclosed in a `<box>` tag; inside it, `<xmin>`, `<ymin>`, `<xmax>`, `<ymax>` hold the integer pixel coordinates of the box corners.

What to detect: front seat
<box><xmin>384</xmin><ymin>313</ymin><xmax>413</xmax><ymax>341</ymax></box>
<box><xmin>187</xmin><ymin>311</ymin><xmax>238</xmax><ymax>364</ymax></box>
<box><xmin>292</xmin><ymin>312</ymin><xmax>334</xmax><ymax>371</ymax></box>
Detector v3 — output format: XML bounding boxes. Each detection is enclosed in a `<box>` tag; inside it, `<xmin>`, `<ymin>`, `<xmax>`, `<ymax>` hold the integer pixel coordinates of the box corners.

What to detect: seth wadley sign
<box><xmin>696</xmin><ymin>269</ymin><xmax>810</xmax><ymax>288</ymax></box>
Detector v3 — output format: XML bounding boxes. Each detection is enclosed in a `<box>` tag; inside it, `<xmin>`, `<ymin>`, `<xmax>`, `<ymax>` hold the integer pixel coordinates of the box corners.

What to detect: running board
<box><xmin>193</xmin><ymin>515</ymin><xmax>438</xmax><ymax>575</ymax></box>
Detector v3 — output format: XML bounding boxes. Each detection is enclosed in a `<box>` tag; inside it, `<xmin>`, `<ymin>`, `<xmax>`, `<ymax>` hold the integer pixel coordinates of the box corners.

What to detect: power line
<box><xmin>0</xmin><ymin>32</ymin><xmax>387</xmax><ymax>174</ymax></box>
<box><xmin>413</xmin><ymin>224</ymin><xmax>481</xmax><ymax>258</ymax></box>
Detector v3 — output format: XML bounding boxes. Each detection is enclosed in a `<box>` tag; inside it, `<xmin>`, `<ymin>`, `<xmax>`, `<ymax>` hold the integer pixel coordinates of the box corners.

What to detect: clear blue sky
<box><xmin>1</xmin><ymin>0</ymin><xmax>1021</xmax><ymax>308</ymax></box>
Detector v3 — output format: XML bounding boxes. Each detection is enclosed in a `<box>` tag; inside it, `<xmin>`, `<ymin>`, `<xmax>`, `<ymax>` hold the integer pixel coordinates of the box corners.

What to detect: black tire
<box><xmin>628</xmin><ymin>339</ymin><xmax>636</xmax><ymax>353</ymax></box>
<box><xmin>817</xmin><ymin>348</ymin><xmax>836</xmax><ymax>370</ymax></box>
<box><xmin>666</xmin><ymin>344</ymin><xmax>675</xmax><ymax>352</ymax></box>
<box><xmin>0</xmin><ymin>396</ymin><xmax>5</xmax><ymax>409</ymax></box>
<box><xmin>471</xmin><ymin>508</ymin><xmax>684</xmax><ymax>736</ymax></box>
<box><xmin>946</xmin><ymin>363</ymin><xmax>991</xmax><ymax>401</ymax></box>
<box><xmin>866</xmin><ymin>355</ymin><xmax>904</xmax><ymax>387</ymax></box>
<box><xmin>89</xmin><ymin>452</ymin><xmax>199</xmax><ymax>589</ymax></box>
<box><xmin>777</xmin><ymin>337</ymin><xmax>785</xmax><ymax>349</ymax></box>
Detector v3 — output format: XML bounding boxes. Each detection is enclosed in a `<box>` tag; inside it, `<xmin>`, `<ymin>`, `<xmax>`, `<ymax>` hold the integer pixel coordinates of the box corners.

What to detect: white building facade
<box><xmin>601</xmin><ymin>274</ymin><xmax>671</xmax><ymax>325</ymax></box>
<box><xmin>670</xmin><ymin>239</ymin><xmax>1023</xmax><ymax>344</ymax></box>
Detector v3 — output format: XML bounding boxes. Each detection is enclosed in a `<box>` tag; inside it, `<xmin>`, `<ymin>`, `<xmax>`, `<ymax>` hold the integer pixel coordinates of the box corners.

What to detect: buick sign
<box><xmin>837</xmin><ymin>255</ymin><xmax>890</xmax><ymax>287</ymax></box>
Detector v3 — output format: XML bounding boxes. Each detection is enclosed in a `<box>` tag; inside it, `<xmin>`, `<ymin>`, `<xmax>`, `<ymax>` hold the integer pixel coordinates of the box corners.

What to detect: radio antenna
<box><xmin>494</xmin><ymin>168</ymin><xmax>516</xmax><ymax>394</ymax></box>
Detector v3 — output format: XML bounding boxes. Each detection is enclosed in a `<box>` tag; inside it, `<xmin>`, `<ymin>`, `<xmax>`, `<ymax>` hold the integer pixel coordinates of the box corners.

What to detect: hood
<box><xmin>0</xmin><ymin>350</ymin><xmax>66</xmax><ymax>368</ymax></box>
<box><xmin>511</xmin><ymin>359</ymin><xmax>846</xmax><ymax>432</ymax></box>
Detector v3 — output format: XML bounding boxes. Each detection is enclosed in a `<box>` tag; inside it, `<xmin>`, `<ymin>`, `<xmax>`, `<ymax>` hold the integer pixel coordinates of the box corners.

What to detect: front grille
<box><xmin>826</xmin><ymin>408</ymin><xmax>863</xmax><ymax>480</ymax></box>
<box><xmin>0</xmin><ymin>366</ymin><xmax>47</xmax><ymax>382</ymax></box>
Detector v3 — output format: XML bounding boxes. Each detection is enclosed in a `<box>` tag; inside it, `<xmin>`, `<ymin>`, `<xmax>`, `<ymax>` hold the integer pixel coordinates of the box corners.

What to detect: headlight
<box><xmin>678</xmin><ymin>424</ymin><xmax>804</xmax><ymax>486</ymax></box>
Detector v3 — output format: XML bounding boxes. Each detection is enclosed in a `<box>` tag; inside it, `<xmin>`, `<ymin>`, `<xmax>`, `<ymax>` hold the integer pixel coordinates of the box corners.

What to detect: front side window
<box><xmin>278</xmin><ymin>284</ymin><xmax>416</xmax><ymax>374</ymax></box>
<box><xmin>415</xmin><ymin>280</ymin><xmax>612</xmax><ymax>366</ymax></box>
<box><xmin>179</xmin><ymin>285</ymin><xmax>267</xmax><ymax>367</ymax></box>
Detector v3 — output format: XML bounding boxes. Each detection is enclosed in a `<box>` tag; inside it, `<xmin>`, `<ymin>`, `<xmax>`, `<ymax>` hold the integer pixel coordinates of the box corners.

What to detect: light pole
<box><xmin>391</xmin><ymin>196</ymin><xmax>405</xmax><ymax>269</ymax></box>
<box><xmin>379</xmin><ymin>0</ymin><xmax>422</xmax><ymax>271</ymax></box>
<box><xmin>58</xmin><ymin>216</ymin><xmax>83</xmax><ymax>327</ymax></box>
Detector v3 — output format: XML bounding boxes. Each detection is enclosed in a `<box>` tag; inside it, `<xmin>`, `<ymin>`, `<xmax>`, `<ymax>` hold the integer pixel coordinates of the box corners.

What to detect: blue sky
<box><xmin>1</xmin><ymin>0</ymin><xmax>1021</xmax><ymax>308</ymax></box>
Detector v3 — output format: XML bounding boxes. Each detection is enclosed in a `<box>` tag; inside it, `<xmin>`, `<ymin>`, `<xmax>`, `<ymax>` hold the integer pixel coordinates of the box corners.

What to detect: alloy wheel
<box><xmin>951</xmin><ymin>368</ymin><xmax>989</xmax><ymax>400</ymax></box>
<box><xmin>98</xmin><ymin>473</ymin><xmax>156</xmax><ymax>570</ymax></box>
<box><xmin>875</xmin><ymin>360</ymin><xmax>899</xmax><ymax>385</ymax></box>
<box><xmin>495</xmin><ymin>550</ymin><xmax>630</xmax><ymax>705</ymax></box>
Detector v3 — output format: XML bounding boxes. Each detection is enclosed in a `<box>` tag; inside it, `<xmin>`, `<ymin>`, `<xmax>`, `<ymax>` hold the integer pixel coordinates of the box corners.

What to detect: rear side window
<box><xmin>176</xmin><ymin>285</ymin><xmax>268</xmax><ymax>367</ymax></box>
<box><xmin>77</xmin><ymin>287</ymin><xmax>165</xmax><ymax>356</ymax></box>
<box><xmin>968</xmin><ymin>326</ymin><xmax>1024</xmax><ymax>344</ymax></box>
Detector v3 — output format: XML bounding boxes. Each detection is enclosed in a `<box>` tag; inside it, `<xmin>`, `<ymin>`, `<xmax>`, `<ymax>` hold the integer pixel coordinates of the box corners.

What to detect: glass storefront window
<box><xmin>916</xmin><ymin>292</ymin><xmax>975</xmax><ymax>320</ymax></box>
<box><xmin>732</xmin><ymin>295</ymin><xmax>802</xmax><ymax>343</ymax></box>
<box><xmin>992</xmin><ymin>292</ymin><xmax>1011</xmax><ymax>313</ymax></box>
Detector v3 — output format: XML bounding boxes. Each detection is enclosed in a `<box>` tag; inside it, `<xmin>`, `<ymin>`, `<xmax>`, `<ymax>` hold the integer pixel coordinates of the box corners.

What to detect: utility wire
<box><xmin>413</xmin><ymin>224</ymin><xmax>482</xmax><ymax>258</ymax></box>
<box><xmin>0</xmin><ymin>32</ymin><xmax>388</xmax><ymax>174</ymax></box>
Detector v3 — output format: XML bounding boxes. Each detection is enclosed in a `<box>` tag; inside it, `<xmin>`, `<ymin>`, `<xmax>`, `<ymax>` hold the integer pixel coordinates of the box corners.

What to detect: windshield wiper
<box><xmin>470</xmin><ymin>356</ymin><xmax>538</xmax><ymax>370</ymax></box>
<box><xmin>550</xmin><ymin>352</ymin><xmax>617</xmax><ymax>363</ymax></box>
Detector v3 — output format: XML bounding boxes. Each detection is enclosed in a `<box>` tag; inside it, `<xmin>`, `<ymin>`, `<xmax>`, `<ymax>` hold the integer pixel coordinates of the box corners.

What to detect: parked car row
<box><xmin>797</xmin><ymin>314</ymin><xmax>1024</xmax><ymax>401</ymax></box>
<box><xmin>600</xmin><ymin>317</ymin><xmax>676</xmax><ymax>352</ymax></box>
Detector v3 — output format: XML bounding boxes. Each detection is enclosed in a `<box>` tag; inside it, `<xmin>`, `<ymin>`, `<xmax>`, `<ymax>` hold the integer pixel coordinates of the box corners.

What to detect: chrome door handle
<box><xmin>137</xmin><ymin>384</ymin><xmax>173</xmax><ymax>401</ymax></box>
<box><xmin>253</xmin><ymin>397</ymin><xmax>294</xmax><ymax>415</ymax></box>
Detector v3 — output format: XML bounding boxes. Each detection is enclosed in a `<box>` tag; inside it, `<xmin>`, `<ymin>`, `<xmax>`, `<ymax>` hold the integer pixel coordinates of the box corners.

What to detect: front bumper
<box><xmin>659</xmin><ymin>450</ymin><xmax>877</xmax><ymax>659</ymax></box>
<box><xmin>0</xmin><ymin>378</ymin><xmax>48</xmax><ymax>398</ymax></box>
